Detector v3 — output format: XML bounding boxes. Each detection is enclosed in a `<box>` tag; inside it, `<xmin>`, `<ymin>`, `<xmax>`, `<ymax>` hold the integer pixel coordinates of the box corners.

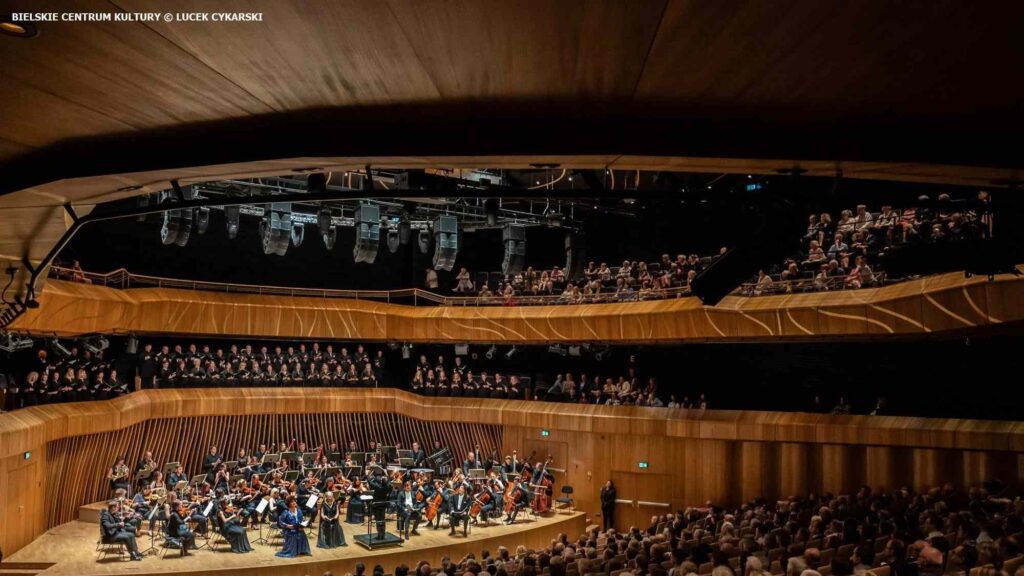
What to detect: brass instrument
<box><xmin>112</xmin><ymin>464</ymin><xmax>130</xmax><ymax>481</ymax></box>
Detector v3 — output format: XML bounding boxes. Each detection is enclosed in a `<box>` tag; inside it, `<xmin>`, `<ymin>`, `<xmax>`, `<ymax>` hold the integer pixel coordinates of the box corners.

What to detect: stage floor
<box><xmin>8</xmin><ymin>511</ymin><xmax>586</xmax><ymax>576</ymax></box>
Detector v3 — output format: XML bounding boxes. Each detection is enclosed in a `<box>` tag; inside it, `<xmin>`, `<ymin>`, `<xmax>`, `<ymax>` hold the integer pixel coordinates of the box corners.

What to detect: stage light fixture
<box><xmin>259</xmin><ymin>202</ymin><xmax>293</xmax><ymax>256</ymax></box>
<box><xmin>291</xmin><ymin>224</ymin><xmax>305</xmax><ymax>248</ymax></box>
<box><xmin>548</xmin><ymin>344</ymin><xmax>567</xmax><ymax>357</ymax></box>
<box><xmin>485</xmin><ymin>345</ymin><xmax>497</xmax><ymax>360</ymax></box>
<box><xmin>48</xmin><ymin>338</ymin><xmax>72</xmax><ymax>358</ymax></box>
<box><xmin>0</xmin><ymin>331</ymin><xmax>33</xmax><ymax>353</ymax></box>
<box><xmin>195</xmin><ymin>207</ymin><xmax>211</xmax><ymax>235</ymax></box>
<box><xmin>224</xmin><ymin>205</ymin><xmax>241</xmax><ymax>239</ymax></box>
<box><xmin>386</xmin><ymin>228</ymin><xmax>400</xmax><ymax>253</ymax></box>
<box><xmin>417</xmin><ymin>229</ymin><xmax>431</xmax><ymax>254</ymax></box>
<box><xmin>505</xmin><ymin>346</ymin><xmax>517</xmax><ymax>360</ymax></box>
<box><xmin>399</xmin><ymin>220</ymin><xmax>411</xmax><ymax>245</ymax></box>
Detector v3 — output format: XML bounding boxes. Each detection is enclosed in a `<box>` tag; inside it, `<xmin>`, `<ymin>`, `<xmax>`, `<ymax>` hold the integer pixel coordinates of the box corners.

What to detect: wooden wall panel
<box><xmin>1</xmin><ymin>389</ymin><xmax>1023</xmax><ymax>554</ymax></box>
<box><xmin>12</xmin><ymin>271</ymin><xmax>1024</xmax><ymax>341</ymax></box>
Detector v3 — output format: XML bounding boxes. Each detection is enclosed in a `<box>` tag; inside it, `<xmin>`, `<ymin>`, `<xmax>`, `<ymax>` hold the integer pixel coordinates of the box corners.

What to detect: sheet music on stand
<box><xmin>343</xmin><ymin>466</ymin><xmax>361</xmax><ymax>480</ymax></box>
<box><xmin>281</xmin><ymin>451</ymin><xmax>302</xmax><ymax>463</ymax></box>
<box><xmin>226</xmin><ymin>460</ymin><xmax>239</xmax><ymax>471</ymax></box>
<box><xmin>302</xmin><ymin>452</ymin><xmax>317</xmax><ymax>466</ymax></box>
<box><xmin>284</xmin><ymin>470</ymin><xmax>300</xmax><ymax>482</ymax></box>
<box><xmin>255</xmin><ymin>497</ymin><xmax>269</xmax><ymax>514</ymax></box>
<box><xmin>468</xmin><ymin>468</ymin><xmax>487</xmax><ymax>481</ymax></box>
<box><xmin>189</xmin><ymin>474</ymin><xmax>207</xmax><ymax>487</ymax></box>
<box><xmin>301</xmin><ymin>518</ymin><xmax>310</xmax><ymax>528</ymax></box>
<box><xmin>328</xmin><ymin>452</ymin><xmax>342</xmax><ymax>465</ymax></box>
<box><xmin>162</xmin><ymin>461</ymin><xmax>180</xmax><ymax>476</ymax></box>
<box><xmin>229</xmin><ymin>474</ymin><xmax>244</xmax><ymax>487</ymax></box>
<box><xmin>399</xmin><ymin>458</ymin><xmax>414</xmax><ymax>468</ymax></box>
<box><xmin>174</xmin><ymin>480</ymin><xmax>188</xmax><ymax>493</ymax></box>
<box><xmin>202</xmin><ymin>500</ymin><xmax>214</xmax><ymax>517</ymax></box>
<box><xmin>263</xmin><ymin>453</ymin><xmax>281</xmax><ymax>466</ymax></box>
<box><xmin>381</xmin><ymin>445</ymin><xmax>397</xmax><ymax>462</ymax></box>
<box><xmin>322</xmin><ymin>466</ymin><xmax>340</xmax><ymax>479</ymax></box>
<box><xmin>306</xmin><ymin>493</ymin><xmax>318</xmax><ymax>508</ymax></box>
<box><xmin>351</xmin><ymin>452</ymin><xmax>366</xmax><ymax>466</ymax></box>
<box><xmin>148</xmin><ymin>501</ymin><xmax>162</xmax><ymax>520</ymax></box>
<box><xmin>397</xmin><ymin>449</ymin><xmax>413</xmax><ymax>460</ymax></box>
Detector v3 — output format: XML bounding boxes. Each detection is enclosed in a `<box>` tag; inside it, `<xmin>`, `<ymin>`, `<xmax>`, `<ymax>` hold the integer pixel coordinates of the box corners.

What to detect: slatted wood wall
<box><xmin>45</xmin><ymin>414</ymin><xmax>501</xmax><ymax>528</ymax></box>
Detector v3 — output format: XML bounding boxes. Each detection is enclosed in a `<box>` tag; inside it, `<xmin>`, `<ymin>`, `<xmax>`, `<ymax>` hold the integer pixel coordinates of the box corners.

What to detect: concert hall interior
<box><xmin>1</xmin><ymin>3</ymin><xmax>1023</xmax><ymax>576</ymax></box>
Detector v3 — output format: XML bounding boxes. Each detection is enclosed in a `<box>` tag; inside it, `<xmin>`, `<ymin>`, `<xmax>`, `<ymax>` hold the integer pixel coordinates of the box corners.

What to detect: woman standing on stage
<box><xmin>600</xmin><ymin>480</ymin><xmax>616</xmax><ymax>531</ymax></box>
<box><xmin>317</xmin><ymin>491</ymin><xmax>347</xmax><ymax>548</ymax></box>
<box><xmin>275</xmin><ymin>495</ymin><xmax>311</xmax><ymax>558</ymax></box>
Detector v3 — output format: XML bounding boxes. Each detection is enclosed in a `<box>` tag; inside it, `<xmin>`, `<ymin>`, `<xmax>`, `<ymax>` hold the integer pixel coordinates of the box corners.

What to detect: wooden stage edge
<box><xmin>9</xmin><ymin>511</ymin><xmax>587</xmax><ymax>576</ymax></box>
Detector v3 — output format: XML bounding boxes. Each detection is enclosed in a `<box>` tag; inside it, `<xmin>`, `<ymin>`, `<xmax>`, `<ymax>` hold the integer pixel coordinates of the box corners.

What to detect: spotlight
<box><xmin>259</xmin><ymin>202</ymin><xmax>292</xmax><ymax>256</ymax></box>
<box><xmin>195</xmin><ymin>207</ymin><xmax>211</xmax><ymax>235</ymax></box>
<box><xmin>454</xmin><ymin>344</ymin><xmax>468</xmax><ymax>356</ymax></box>
<box><xmin>224</xmin><ymin>205</ymin><xmax>241</xmax><ymax>239</ymax></box>
<box><xmin>291</xmin><ymin>224</ymin><xmax>305</xmax><ymax>248</ymax></box>
<box><xmin>505</xmin><ymin>346</ymin><xmax>517</xmax><ymax>360</ymax></box>
<box><xmin>158</xmin><ymin>188</ymin><xmax>194</xmax><ymax>247</ymax></box>
<box><xmin>417</xmin><ymin>229</ymin><xmax>431</xmax><ymax>254</ymax></box>
<box><xmin>485</xmin><ymin>345</ymin><xmax>497</xmax><ymax>360</ymax></box>
<box><xmin>568</xmin><ymin>345</ymin><xmax>582</xmax><ymax>357</ymax></box>
<box><xmin>387</xmin><ymin>228</ymin><xmax>400</xmax><ymax>253</ymax></box>
<box><xmin>48</xmin><ymin>338</ymin><xmax>72</xmax><ymax>358</ymax></box>
<box><xmin>548</xmin><ymin>344</ymin><xmax>567</xmax><ymax>357</ymax></box>
<box><xmin>317</xmin><ymin>207</ymin><xmax>336</xmax><ymax>250</ymax></box>
<box><xmin>401</xmin><ymin>344</ymin><xmax>411</xmax><ymax>360</ymax></box>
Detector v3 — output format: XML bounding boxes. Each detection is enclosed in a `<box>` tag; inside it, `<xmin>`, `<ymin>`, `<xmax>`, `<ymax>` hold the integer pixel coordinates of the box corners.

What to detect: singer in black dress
<box><xmin>316</xmin><ymin>492</ymin><xmax>347</xmax><ymax>548</ymax></box>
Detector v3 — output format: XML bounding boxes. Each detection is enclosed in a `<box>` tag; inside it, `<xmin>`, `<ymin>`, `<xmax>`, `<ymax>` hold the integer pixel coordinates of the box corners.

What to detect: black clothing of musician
<box><xmin>449</xmin><ymin>487</ymin><xmax>472</xmax><ymax>536</ymax></box>
<box><xmin>100</xmin><ymin>506</ymin><xmax>143</xmax><ymax>560</ymax></box>
<box><xmin>167</xmin><ymin>508</ymin><xmax>196</xmax><ymax>556</ymax></box>
<box><xmin>369</xmin><ymin>473</ymin><xmax>391</xmax><ymax>540</ymax></box>
<box><xmin>600</xmin><ymin>481</ymin><xmax>617</xmax><ymax>531</ymax></box>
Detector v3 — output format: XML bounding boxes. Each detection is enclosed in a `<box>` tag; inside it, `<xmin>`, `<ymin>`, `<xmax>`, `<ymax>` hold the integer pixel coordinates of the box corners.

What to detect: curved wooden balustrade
<box><xmin>2</xmin><ymin>388</ymin><xmax>1022</xmax><ymax>556</ymax></box>
<box><xmin>10</xmin><ymin>268</ymin><xmax>1024</xmax><ymax>341</ymax></box>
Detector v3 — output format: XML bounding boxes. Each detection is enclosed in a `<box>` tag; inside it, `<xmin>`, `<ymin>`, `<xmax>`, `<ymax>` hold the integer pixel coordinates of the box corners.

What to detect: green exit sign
<box><xmin>638</xmin><ymin>461</ymin><xmax>649</xmax><ymax>469</ymax></box>
<box><xmin>541</xmin><ymin>429</ymin><xmax>550</xmax><ymax>437</ymax></box>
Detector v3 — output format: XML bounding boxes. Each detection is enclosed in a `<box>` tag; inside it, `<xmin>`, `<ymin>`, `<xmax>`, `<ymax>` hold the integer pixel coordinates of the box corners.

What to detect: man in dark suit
<box><xmin>100</xmin><ymin>501</ymin><xmax>143</xmax><ymax>561</ymax></box>
<box><xmin>462</xmin><ymin>450</ymin><xmax>482</xmax><ymax>475</ymax></box>
<box><xmin>369</xmin><ymin>469</ymin><xmax>391</xmax><ymax>540</ymax></box>
<box><xmin>202</xmin><ymin>446</ymin><xmax>221</xmax><ymax>483</ymax></box>
<box><xmin>448</xmin><ymin>484</ymin><xmax>472</xmax><ymax>536</ymax></box>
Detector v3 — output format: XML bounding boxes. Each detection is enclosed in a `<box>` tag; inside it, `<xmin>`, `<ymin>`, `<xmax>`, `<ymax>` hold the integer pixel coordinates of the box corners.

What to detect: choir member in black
<box><xmin>167</xmin><ymin>501</ymin><xmax>196</xmax><ymax>555</ymax></box>
<box><xmin>108</xmin><ymin>369</ymin><xmax>127</xmax><ymax>396</ymax></box>
<box><xmin>393</xmin><ymin>480</ymin><xmax>423</xmax><ymax>540</ymax></box>
<box><xmin>504</xmin><ymin>478</ymin><xmax>528</xmax><ymax>524</ymax></box>
<box><xmin>507</xmin><ymin>375</ymin><xmax>522</xmax><ymax>400</ymax></box>
<box><xmin>108</xmin><ymin>457</ymin><xmax>131</xmax><ymax>496</ymax></box>
<box><xmin>448</xmin><ymin>484</ymin><xmax>472</xmax><ymax>536</ymax></box>
<box><xmin>464</xmin><ymin>372</ymin><xmax>479</xmax><ymax>398</ymax></box>
<box><xmin>360</xmin><ymin>362</ymin><xmax>376</xmax><ymax>387</ymax></box>
<box><xmin>408</xmin><ymin>370</ymin><xmax>423</xmax><ymax>394</ymax></box>
<box><xmin>138</xmin><ymin>344</ymin><xmax>158</xmax><ymax>389</ymax></box>
<box><xmin>317</xmin><ymin>491</ymin><xmax>347</xmax><ymax>548</ymax></box>
<box><xmin>216</xmin><ymin>492</ymin><xmax>253</xmax><ymax>553</ymax></box>
<box><xmin>449</xmin><ymin>372</ymin><xmax>464</xmax><ymax>397</ymax></box>
<box><xmin>479</xmin><ymin>372</ymin><xmax>494</xmax><ymax>398</ymax></box>
<box><xmin>424</xmin><ymin>370</ymin><xmax>436</xmax><ymax>396</ymax></box>
<box><xmin>74</xmin><ymin>368</ymin><xmax>90</xmax><ymax>401</ymax></box>
<box><xmin>436</xmin><ymin>370</ymin><xmax>449</xmax><ymax>396</ymax></box>
<box><xmin>599</xmin><ymin>479</ymin><xmax>616</xmax><ymax>531</ymax></box>
<box><xmin>100</xmin><ymin>501</ymin><xmax>144</xmax><ymax>561</ymax></box>
<box><xmin>491</xmin><ymin>373</ymin><xmax>508</xmax><ymax>399</ymax></box>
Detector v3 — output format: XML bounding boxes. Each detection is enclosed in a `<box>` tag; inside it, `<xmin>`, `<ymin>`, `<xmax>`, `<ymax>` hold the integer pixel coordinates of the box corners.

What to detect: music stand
<box><xmin>189</xmin><ymin>474</ymin><xmax>207</xmax><ymax>488</ymax></box>
<box><xmin>229</xmin><ymin>474</ymin><xmax>244</xmax><ymax>488</ymax></box>
<box><xmin>162</xmin><ymin>461</ymin><xmax>180</xmax><ymax>476</ymax></box>
<box><xmin>302</xmin><ymin>452</ymin><xmax>318</xmax><ymax>466</ymax></box>
<box><xmin>136</xmin><ymin>468</ymin><xmax>154</xmax><ymax>490</ymax></box>
<box><xmin>173</xmin><ymin>480</ymin><xmax>187</xmax><ymax>494</ymax></box>
<box><xmin>262</xmin><ymin>453</ymin><xmax>281</xmax><ymax>469</ymax></box>
<box><xmin>399</xmin><ymin>458</ymin><xmax>415</xmax><ymax>468</ymax></box>
<box><xmin>468</xmin><ymin>468</ymin><xmax>487</xmax><ymax>481</ymax></box>
<box><xmin>226</xmin><ymin>460</ymin><xmax>239</xmax><ymax>471</ymax></box>
<box><xmin>381</xmin><ymin>445</ymin><xmax>398</xmax><ymax>462</ymax></box>
<box><xmin>284</xmin><ymin>470</ymin><xmax>300</xmax><ymax>482</ymax></box>
<box><xmin>397</xmin><ymin>449</ymin><xmax>413</xmax><ymax>460</ymax></box>
<box><xmin>343</xmin><ymin>465</ymin><xmax>361</xmax><ymax>480</ymax></box>
<box><xmin>322</xmin><ymin>466</ymin><xmax>340</xmax><ymax>480</ymax></box>
<box><xmin>351</xmin><ymin>452</ymin><xmax>366</xmax><ymax>466</ymax></box>
<box><xmin>281</xmin><ymin>451</ymin><xmax>301</xmax><ymax>463</ymax></box>
<box><xmin>328</xmin><ymin>452</ymin><xmax>342</xmax><ymax>465</ymax></box>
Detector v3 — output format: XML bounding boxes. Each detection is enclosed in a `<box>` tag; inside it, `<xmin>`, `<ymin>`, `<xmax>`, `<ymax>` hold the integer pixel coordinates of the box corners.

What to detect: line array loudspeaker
<box><xmin>502</xmin><ymin>224</ymin><xmax>526</xmax><ymax>275</ymax></box>
<box><xmin>353</xmin><ymin>204</ymin><xmax>381</xmax><ymax>263</ymax></box>
<box><xmin>432</xmin><ymin>215</ymin><xmax>458</xmax><ymax>271</ymax></box>
<box><xmin>260</xmin><ymin>202</ymin><xmax>292</xmax><ymax>256</ymax></box>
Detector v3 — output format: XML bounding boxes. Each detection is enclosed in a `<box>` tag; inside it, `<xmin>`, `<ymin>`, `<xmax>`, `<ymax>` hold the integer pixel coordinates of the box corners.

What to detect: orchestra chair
<box><xmin>555</xmin><ymin>485</ymin><xmax>575</xmax><ymax>512</ymax></box>
<box><xmin>95</xmin><ymin>535</ymin><xmax>128</xmax><ymax>561</ymax></box>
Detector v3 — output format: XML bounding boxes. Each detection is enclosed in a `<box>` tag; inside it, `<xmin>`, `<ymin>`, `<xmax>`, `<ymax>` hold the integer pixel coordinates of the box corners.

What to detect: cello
<box><xmin>425</xmin><ymin>481</ymin><xmax>444</xmax><ymax>522</ymax></box>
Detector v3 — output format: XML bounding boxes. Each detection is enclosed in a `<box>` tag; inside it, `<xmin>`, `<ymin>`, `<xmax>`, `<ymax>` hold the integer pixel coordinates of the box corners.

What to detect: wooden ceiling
<box><xmin>0</xmin><ymin>0</ymin><xmax>1022</xmax><ymax>304</ymax></box>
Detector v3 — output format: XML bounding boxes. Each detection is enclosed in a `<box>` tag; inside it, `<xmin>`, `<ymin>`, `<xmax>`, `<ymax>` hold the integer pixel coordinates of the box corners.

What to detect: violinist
<box><xmin>346</xmin><ymin>478</ymin><xmax>366</xmax><ymax>523</ymax></box>
<box><xmin>167</xmin><ymin>499</ymin><xmax>195</xmax><ymax>556</ymax></box>
<box><xmin>296</xmin><ymin>478</ymin><xmax>320</xmax><ymax>524</ymax></box>
<box><xmin>216</xmin><ymin>490</ymin><xmax>253</xmax><ymax>553</ymax></box>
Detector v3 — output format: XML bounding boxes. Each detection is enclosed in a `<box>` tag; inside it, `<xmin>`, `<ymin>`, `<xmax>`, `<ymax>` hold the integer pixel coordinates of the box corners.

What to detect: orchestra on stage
<box><xmin>99</xmin><ymin>440</ymin><xmax>557</xmax><ymax>561</ymax></box>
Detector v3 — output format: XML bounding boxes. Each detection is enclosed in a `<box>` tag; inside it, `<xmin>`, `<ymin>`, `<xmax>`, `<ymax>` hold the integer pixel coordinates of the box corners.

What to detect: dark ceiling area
<box><xmin>1</xmin><ymin>0</ymin><xmax>1022</xmax><ymax>194</ymax></box>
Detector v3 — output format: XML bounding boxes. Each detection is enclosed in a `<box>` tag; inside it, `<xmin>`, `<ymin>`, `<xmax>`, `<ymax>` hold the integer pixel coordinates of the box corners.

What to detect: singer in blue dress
<box><xmin>275</xmin><ymin>496</ymin><xmax>312</xmax><ymax>558</ymax></box>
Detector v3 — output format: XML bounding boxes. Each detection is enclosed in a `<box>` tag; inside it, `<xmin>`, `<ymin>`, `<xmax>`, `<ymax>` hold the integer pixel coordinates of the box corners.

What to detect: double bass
<box><xmin>532</xmin><ymin>455</ymin><xmax>554</xmax><ymax>514</ymax></box>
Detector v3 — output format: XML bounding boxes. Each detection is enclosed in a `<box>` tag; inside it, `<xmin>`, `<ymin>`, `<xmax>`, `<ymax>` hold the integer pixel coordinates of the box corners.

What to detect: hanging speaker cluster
<box><xmin>259</xmin><ymin>202</ymin><xmax>293</xmax><ymax>256</ymax></box>
<box><xmin>159</xmin><ymin>187</ymin><xmax>195</xmax><ymax>247</ymax></box>
<box><xmin>432</xmin><ymin>215</ymin><xmax>459</xmax><ymax>271</ymax></box>
<box><xmin>502</xmin><ymin>224</ymin><xmax>526</xmax><ymax>274</ymax></box>
<box><xmin>353</xmin><ymin>204</ymin><xmax>381</xmax><ymax>263</ymax></box>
